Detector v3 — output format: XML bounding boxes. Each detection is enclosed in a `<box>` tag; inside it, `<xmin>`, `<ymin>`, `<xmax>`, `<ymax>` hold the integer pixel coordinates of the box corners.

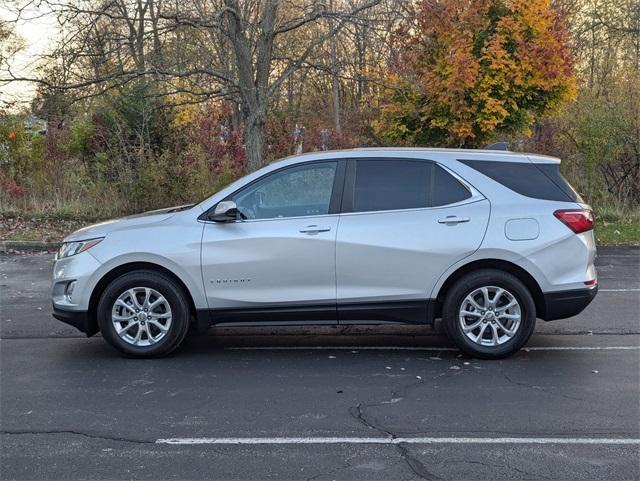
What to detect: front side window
<box><xmin>231</xmin><ymin>162</ymin><xmax>337</xmax><ymax>220</ymax></box>
<box><xmin>351</xmin><ymin>159</ymin><xmax>471</xmax><ymax>213</ymax></box>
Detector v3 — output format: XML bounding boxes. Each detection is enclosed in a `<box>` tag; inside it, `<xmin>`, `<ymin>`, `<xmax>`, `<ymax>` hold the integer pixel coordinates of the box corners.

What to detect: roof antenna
<box><xmin>484</xmin><ymin>142</ymin><xmax>510</xmax><ymax>151</ymax></box>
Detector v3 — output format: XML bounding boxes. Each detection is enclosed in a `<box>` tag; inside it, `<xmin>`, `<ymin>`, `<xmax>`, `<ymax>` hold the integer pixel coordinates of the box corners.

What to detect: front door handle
<box><xmin>438</xmin><ymin>216</ymin><xmax>470</xmax><ymax>225</ymax></box>
<box><xmin>299</xmin><ymin>225</ymin><xmax>331</xmax><ymax>234</ymax></box>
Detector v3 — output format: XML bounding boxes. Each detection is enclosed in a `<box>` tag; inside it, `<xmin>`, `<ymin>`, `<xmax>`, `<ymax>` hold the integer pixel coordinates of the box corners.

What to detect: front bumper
<box><xmin>541</xmin><ymin>285</ymin><xmax>598</xmax><ymax>321</ymax></box>
<box><xmin>51</xmin><ymin>249</ymin><xmax>102</xmax><ymax>335</ymax></box>
<box><xmin>52</xmin><ymin>306</ymin><xmax>98</xmax><ymax>336</ymax></box>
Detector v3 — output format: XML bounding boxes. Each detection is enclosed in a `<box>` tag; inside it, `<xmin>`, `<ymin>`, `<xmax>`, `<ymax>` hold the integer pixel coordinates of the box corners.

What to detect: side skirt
<box><xmin>200</xmin><ymin>300</ymin><xmax>437</xmax><ymax>326</ymax></box>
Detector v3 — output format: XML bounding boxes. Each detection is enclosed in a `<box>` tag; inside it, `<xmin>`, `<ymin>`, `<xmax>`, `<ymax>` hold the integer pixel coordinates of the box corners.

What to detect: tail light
<box><xmin>554</xmin><ymin>209</ymin><xmax>595</xmax><ymax>234</ymax></box>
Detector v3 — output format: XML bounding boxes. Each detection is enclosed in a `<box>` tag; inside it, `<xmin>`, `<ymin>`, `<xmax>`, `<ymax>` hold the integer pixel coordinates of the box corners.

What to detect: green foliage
<box><xmin>1</xmin><ymin>85</ymin><xmax>248</xmax><ymax>218</ymax></box>
<box><xmin>524</xmin><ymin>76</ymin><xmax>639</xmax><ymax>207</ymax></box>
<box><xmin>66</xmin><ymin>116</ymin><xmax>95</xmax><ymax>158</ymax></box>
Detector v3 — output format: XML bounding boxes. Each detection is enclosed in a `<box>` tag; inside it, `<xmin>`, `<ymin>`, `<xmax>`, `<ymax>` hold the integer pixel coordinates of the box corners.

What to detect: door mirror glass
<box><xmin>210</xmin><ymin>201</ymin><xmax>239</xmax><ymax>222</ymax></box>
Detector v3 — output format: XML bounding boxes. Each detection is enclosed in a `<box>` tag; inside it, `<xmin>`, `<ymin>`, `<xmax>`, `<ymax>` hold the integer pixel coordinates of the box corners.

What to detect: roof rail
<box><xmin>484</xmin><ymin>142</ymin><xmax>510</xmax><ymax>151</ymax></box>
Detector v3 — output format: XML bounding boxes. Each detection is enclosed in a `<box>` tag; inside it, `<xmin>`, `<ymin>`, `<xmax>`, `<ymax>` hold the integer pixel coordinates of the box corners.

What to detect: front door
<box><xmin>201</xmin><ymin>160</ymin><xmax>344</xmax><ymax>322</ymax></box>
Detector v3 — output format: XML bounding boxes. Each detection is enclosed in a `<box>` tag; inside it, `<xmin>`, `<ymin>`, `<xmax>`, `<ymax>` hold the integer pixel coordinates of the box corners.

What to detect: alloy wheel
<box><xmin>111</xmin><ymin>287</ymin><xmax>172</xmax><ymax>347</ymax></box>
<box><xmin>458</xmin><ymin>286</ymin><xmax>522</xmax><ymax>347</ymax></box>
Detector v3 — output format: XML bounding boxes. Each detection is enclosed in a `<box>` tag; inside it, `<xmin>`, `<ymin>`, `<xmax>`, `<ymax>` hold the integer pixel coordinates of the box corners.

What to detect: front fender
<box><xmin>86</xmin><ymin>251</ymin><xmax>208</xmax><ymax>311</ymax></box>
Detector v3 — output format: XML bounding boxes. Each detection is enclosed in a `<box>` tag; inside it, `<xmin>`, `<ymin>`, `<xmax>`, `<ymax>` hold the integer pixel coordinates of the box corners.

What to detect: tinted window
<box><xmin>232</xmin><ymin>162</ymin><xmax>337</xmax><ymax>220</ymax></box>
<box><xmin>432</xmin><ymin>164</ymin><xmax>473</xmax><ymax>206</ymax></box>
<box><xmin>459</xmin><ymin>159</ymin><xmax>581</xmax><ymax>202</ymax></box>
<box><xmin>536</xmin><ymin>163</ymin><xmax>584</xmax><ymax>203</ymax></box>
<box><xmin>351</xmin><ymin>160</ymin><xmax>471</xmax><ymax>213</ymax></box>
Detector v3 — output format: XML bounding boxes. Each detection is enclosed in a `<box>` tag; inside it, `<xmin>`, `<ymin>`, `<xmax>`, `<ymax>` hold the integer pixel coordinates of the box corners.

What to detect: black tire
<box><xmin>97</xmin><ymin>270</ymin><xmax>191</xmax><ymax>358</ymax></box>
<box><xmin>442</xmin><ymin>269</ymin><xmax>536</xmax><ymax>359</ymax></box>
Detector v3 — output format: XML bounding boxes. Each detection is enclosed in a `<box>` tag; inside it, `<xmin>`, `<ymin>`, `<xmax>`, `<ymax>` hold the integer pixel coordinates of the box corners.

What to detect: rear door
<box><xmin>335</xmin><ymin>158</ymin><xmax>490</xmax><ymax>321</ymax></box>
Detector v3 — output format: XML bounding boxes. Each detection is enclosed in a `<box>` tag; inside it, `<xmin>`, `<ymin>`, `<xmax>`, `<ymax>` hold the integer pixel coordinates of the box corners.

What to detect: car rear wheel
<box><xmin>97</xmin><ymin>270</ymin><xmax>191</xmax><ymax>358</ymax></box>
<box><xmin>442</xmin><ymin>269</ymin><xmax>536</xmax><ymax>359</ymax></box>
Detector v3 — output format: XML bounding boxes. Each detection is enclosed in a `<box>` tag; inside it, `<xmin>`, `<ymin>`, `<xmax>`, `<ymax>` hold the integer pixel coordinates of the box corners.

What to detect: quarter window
<box><xmin>431</xmin><ymin>162</ymin><xmax>474</xmax><ymax>206</ymax></box>
<box><xmin>351</xmin><ymin>159</ymin><xmax>471</xmax><ymax>213</ymax></box>
<box><xmin>231</xmin><ymin>162</ymin><xmax>337</xmax><ymax>220</ymax></box>
<box><xmin>458</xmin><ymin>159</ymin><xmax>583</xmax><ymax>203</ymax></box>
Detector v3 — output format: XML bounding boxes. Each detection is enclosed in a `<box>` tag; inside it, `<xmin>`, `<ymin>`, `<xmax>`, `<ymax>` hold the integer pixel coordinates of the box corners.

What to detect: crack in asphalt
<box><xmin>349</xmin><ymin>374</ymin><xmax>429</xmax><ymax>438</ymax></box>
<box><xmin>0</xmin><ymin>429</ymin><xmax>154</xmax><ymax>444</ymax></box>
<box><xmin>349</xmin><ymin>376</ymin><xmax>452</xmax><ymax>480</ymax></box>
<box><xmin>345</xmin><ymin>358</ymin><xmax>636</xmax><ymax>480</ymax></box>
<box><xmin>350</xmin><ymin>402</ymin><xmax>397</xmax><ymax>439</ymax></box>
<box><xmin>500</xmin><ymin>371</ymin><xmax>586</xmax><ymax>402</ymax></box>
<box><xmin>397</xmin><ymin>443</ymin><xmax>445</xmax><ymax>481</ymax></box>
<box><xmin>349</xmin><ymin>363</ymin><xmax>473</xmax><ymax>437</ymax></box>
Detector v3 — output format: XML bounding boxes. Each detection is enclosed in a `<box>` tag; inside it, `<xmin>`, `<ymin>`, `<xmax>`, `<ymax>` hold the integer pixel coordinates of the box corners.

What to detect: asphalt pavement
<box><xmin>1</xmin><ymin>247</ymin><xmax>639</xmax><ymax>480</ymax></box>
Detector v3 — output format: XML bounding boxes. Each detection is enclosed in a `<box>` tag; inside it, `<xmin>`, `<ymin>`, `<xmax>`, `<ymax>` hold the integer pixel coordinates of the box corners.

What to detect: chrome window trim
<box><xmin>337</xmin><ymin>197</ymin><xmax>486</xmax><ymax>218</ymax></box>
<box><xmin>202</xmin><ymin>213</ymin><xmax>340</xmax><ymax>225</ymax></box>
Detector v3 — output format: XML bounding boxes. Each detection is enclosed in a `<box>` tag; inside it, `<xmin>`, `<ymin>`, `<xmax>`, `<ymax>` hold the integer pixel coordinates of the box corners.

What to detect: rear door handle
<box><xmin>299</xmin><ymin>225</ymin><xmax>331</xmax><ymax>234</ymax></box>
<box><xmin>438</xmin><ymin>216</ymin><xmax>470</xmax><ymax>225</ymax></box>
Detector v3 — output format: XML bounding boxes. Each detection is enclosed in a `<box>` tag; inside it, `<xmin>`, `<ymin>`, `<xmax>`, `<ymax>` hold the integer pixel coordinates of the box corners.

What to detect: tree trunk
<box><xmin>244</xmin><ymin>114</ymin><xmax>265</xmax><ymax>173</ymax></box>
<box><xmin>329</xmin><ymin>3</ymin><xmax>341</xmax><ymax>132</ymax></box>
<box><xmin>331</xmin><ymin>57</ymin><xmax>341</xmax><ymax>132</ymax></box>
<box><xmin>230</xmin><ymin>101</ymin><xmax>241</xmax><ymax>131</ymax></box>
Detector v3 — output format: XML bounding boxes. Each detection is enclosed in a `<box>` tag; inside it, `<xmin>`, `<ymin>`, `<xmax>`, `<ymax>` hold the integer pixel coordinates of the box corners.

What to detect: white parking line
<box><xmin>226</xmin><ymin>346</ymin><xmax>639</xmax><ymax>351</ymax></box>
<box><xmin>600</xmin><ymin>288</ymin><xmax>640</xmax><ymax>292</ymax></box>
<box><xmin>525</xmin><ymin>346</ymin><xmax>639</xmax><ymax>351</ymax></box>
<box><xmin>156</xmin><ymin>436</ymin><xmax>640</xmax><ymax>445</ymax></box>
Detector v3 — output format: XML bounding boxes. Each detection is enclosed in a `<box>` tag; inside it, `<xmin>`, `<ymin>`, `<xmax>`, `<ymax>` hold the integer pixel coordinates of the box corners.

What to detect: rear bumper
<box><xmin>52</xmin><ymin>306</ymin><xmax>98</xmax><ymax>336</ymax></box>
<box><xmin>541</xmin><ymin>286</ymin><xmax>598</xmax><ymax>321</ymax></box>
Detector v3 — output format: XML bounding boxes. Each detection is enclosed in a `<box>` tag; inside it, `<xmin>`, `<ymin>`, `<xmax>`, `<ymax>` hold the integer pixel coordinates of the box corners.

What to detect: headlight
<box><xmin>56</xmin><ymin>238</ymin><xmax>104</xmax><ymax>260</ymax></box>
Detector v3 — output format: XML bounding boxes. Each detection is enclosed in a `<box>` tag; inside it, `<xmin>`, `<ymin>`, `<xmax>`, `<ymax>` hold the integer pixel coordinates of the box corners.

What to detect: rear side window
<box><xmin>351</xmin><ymin>159</ymin><xmax>471</xmax><ymax>213</ymax></box>
<box><xmin>458</xmin><ymin>159</ymin><xmax>583</xmax><ymax>203</ymax></box>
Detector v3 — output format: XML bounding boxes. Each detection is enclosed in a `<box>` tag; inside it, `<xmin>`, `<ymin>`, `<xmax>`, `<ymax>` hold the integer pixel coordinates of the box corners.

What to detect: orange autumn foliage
<box><xmin>374</xmin><ymin>0</ymin><xmax>577</xmax><ymax>147</ymax></box>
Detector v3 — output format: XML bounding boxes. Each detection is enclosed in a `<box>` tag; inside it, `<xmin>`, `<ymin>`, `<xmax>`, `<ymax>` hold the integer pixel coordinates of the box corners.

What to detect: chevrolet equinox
<box><xmin>52</xmin><ymin>148</ymin><xmax>598</xmax><ymax>358</ymax></box>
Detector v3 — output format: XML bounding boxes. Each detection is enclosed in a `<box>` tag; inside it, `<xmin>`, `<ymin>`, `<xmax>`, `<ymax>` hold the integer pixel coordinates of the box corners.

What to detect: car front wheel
<box><xmin>442</xmin><ymin>269</ymin><xmax>536</xmax><ymax>359</ymax></box>
<box><xmin>97</xmin><ymin>270</ymin><xmax>191</xmax><ymax>358</ymax></box>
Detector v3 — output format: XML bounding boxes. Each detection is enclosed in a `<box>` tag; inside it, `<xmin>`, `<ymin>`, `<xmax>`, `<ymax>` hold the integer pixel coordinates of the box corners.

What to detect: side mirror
<box><xmin>210</xmin><ymin>201</ymin><xmax>239</xmax><ymax>222</ymax></box>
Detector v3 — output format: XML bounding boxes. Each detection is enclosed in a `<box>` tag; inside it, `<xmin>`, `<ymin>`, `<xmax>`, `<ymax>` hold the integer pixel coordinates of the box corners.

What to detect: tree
<box><xmin>526</xmin><ymin>0</ymin><xmax>640</xmax><ymax>205</ymax></box>
<box><xmin>374</xmin><ymin>0</ymin><xmax>578</xmax><ymax>147</ymax></box>
<box><xmin>568</xmin><ymin>0</ymin><xmax>639</xmax><ymax>93</ymax></box>
<box><xmin>2</xmin><ymin>0</ymin><xmax>381</xmax><ymax>172</ymax></box>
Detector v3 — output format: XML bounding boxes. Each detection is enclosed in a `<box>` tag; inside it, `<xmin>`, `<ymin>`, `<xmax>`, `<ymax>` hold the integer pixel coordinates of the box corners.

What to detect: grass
<box><xmin>593</xmin><ymin>205</ymin><xmax>640</xmax><ymax>246</ymax></box>
<box><xmin>1</xmin><ymin>205</ymin><xmax>639</xmax><ymax>246</ymax></box>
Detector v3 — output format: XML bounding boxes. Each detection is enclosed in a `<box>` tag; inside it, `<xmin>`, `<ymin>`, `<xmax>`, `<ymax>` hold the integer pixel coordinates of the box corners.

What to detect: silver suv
<box><xmin>52</xmin><ymin>149</ymin><xmax>597</xmax><ymax>359</ymax></box>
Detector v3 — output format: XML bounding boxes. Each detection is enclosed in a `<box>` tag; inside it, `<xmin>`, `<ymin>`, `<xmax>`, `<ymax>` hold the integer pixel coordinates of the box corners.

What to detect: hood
<box><xmin>63</xmin><ymin>204</ymin><xmax>197</xmax><ymax>242</ymax></box>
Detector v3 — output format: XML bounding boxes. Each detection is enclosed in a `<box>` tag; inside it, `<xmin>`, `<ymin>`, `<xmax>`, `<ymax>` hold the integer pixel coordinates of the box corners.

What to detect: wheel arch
<box><xmin>435</xmin><ymin>259</ymin><xmax>546</xmax><ymax>319</ymax></box>
<box><xmin>88</xmin><ymin>262</ymin><xmax>199</xmax><ymax>334</ymax></box>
